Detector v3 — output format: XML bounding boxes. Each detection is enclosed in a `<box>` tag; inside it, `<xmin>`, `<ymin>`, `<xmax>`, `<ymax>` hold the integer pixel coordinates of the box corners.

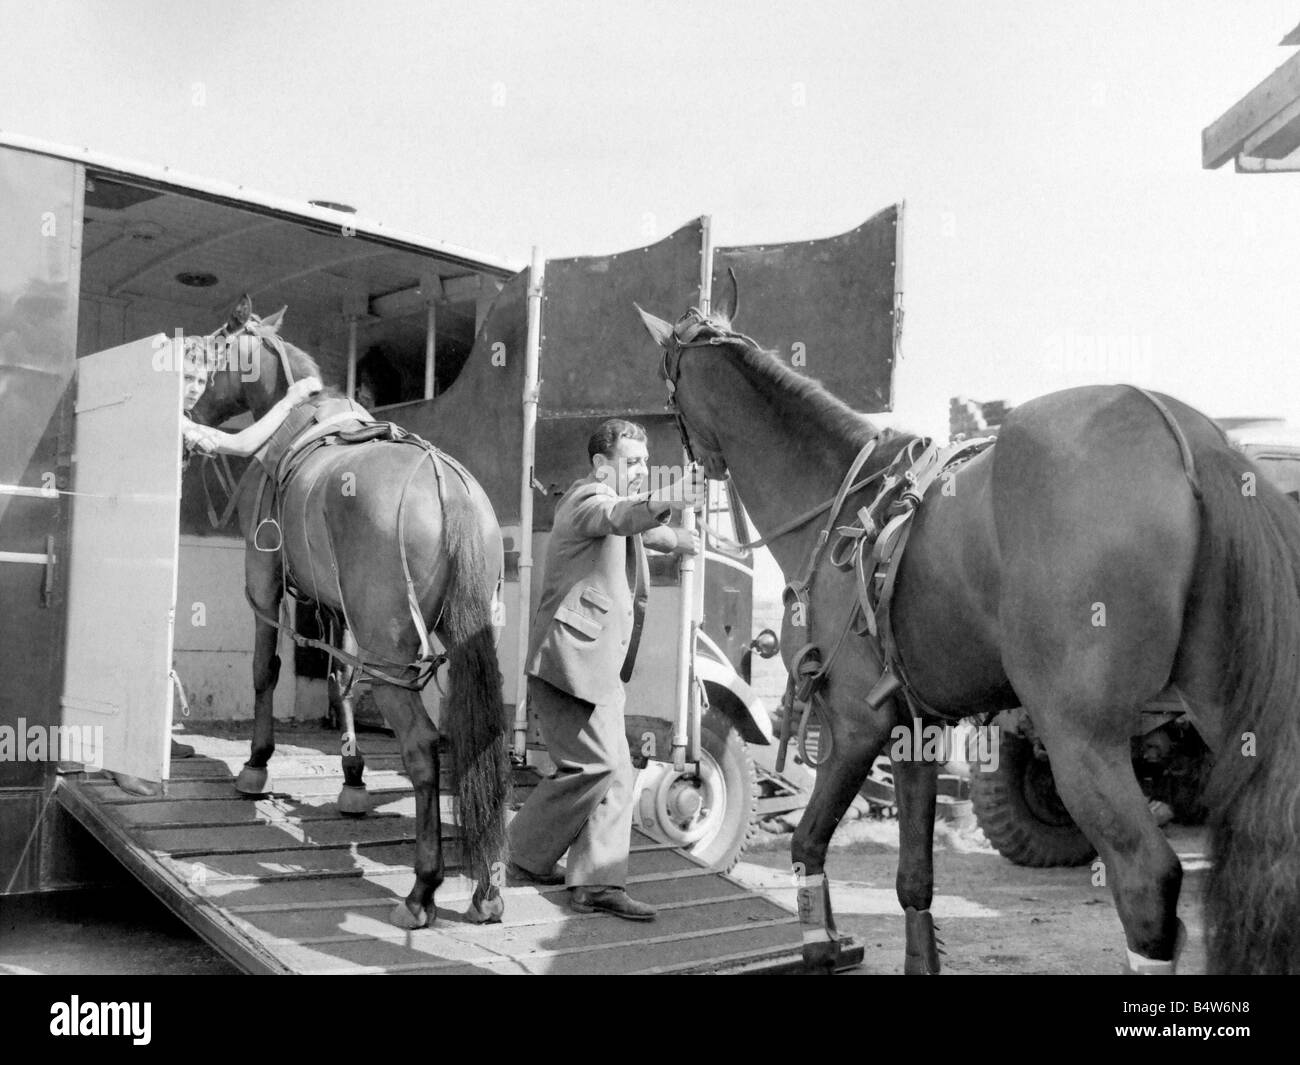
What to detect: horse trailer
<box><xmin>0</xmin><ymin>133</ymin><xmax>901</xmax><ymax>972</ymax></box>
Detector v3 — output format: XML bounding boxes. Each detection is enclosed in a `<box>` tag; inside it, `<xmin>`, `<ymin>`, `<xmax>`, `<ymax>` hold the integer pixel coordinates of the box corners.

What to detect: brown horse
<box><xmin>189</xmin><ymin>301</ymin><xmax>510</xmax><ymax>929</ymax></box>
<box><xmin>637</xmin><ymin>288</ymin><xmax>1300</xmax><ymax>974</ymax></box>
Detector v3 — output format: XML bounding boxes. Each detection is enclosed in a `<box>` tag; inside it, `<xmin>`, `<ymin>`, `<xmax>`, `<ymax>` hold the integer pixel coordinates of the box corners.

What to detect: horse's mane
<box><xmin>712</xmin><ymin>330</ymin><xmax>914</xmax><ymax>463</ymax></box>
<box><xmin>279</xmin><ymin>338</ymin><xmax>344</xmax><ymax>399</ymax></box>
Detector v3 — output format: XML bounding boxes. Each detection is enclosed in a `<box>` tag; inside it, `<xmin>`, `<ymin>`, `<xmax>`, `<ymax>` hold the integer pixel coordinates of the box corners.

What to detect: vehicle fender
<box><xmin>695</xmin><ymin>656</ymin><xmax>774</xmax><ymax>746</ymax></box>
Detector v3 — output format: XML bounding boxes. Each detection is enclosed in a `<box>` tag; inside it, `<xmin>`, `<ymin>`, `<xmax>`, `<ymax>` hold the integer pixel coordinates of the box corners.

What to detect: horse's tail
<box><xmin>439</xmin><ymin>487</ymin><xmax>511</xmax><ymax>888</ymax></box>
<box><xmin>1194</xmin><ymin>444</ymin><xmax>1300</xmax><ymax>973</ymax></box>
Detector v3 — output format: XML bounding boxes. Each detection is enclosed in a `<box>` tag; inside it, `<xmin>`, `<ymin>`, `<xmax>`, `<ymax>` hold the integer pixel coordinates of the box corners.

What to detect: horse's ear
<box><xmin>230</xmin><ymin>294</ymin><xmax>254</xmax><ymax>329</ymax></box>
<box><xmin>261</xmin><ymin>305</ymin><xmax>288</xmax><ymax>332</ymax></box>
<box><xmin>635</xmin><ymin>304</ymin><xmax>674</xmax><ymax>349</ymax></box>
<box><xmin>713</xmin><ymin>268</ymin><xmax>740</xmax><ymax>324</ymax></box>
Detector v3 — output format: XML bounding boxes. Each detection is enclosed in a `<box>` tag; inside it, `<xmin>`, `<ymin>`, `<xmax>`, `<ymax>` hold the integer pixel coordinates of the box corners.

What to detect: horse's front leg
<box><xmin>236</xmin><ymin>550</ymin><xmax>281</xmax><ymax>795</ymax></box>
<box><xmin>890</xmin><ymin>732</ymin><xmax>942</xmax><ymax>974</ymax></box>
<box><xmin>790</xmin><ymin>692</ymin><xmax>890</xmax><ymax>972</ymax></box>
<box><xmin>371</xmin><ymin>684</ymin><xmax>444</xmax><ymax>930</ymax></box>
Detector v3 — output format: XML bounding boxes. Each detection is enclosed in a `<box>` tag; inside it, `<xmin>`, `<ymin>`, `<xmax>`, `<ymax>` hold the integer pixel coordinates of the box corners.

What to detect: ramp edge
<box><xmin>55</xmin><ymin>777</ymin><xmax>291</xmax><ymax>975</ymax></box>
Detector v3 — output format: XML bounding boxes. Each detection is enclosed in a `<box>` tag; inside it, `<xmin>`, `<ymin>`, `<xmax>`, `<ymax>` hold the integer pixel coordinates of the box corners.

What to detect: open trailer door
<box><xmin>536</xmin><ymin>221</ymin><xmax>709</xmax><ymax>759</ymax></box>
<box><xmin>61</xmin><ymin>335</ymin><xmax>182</xmax><ymax>785</ymax></box>
<box><xmin>712</xmin><ymin>203</ymin><xmax>903</xmax><ymax>412</ymax></box>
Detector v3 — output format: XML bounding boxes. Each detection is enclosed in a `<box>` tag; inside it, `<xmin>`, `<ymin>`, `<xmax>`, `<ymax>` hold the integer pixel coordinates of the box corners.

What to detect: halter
<box><xmin>660</xmin><ymin>306</ymin><xmax>763</xmax><ymax>468</ymax></box>
<box><xmin>205</xmin><ymin>313</ymin><xmax>298</xmax><ymax>392</ymax></box>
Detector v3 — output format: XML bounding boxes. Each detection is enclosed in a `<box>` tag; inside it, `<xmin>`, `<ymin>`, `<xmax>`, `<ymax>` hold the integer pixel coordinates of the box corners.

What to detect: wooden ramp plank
<box><xmin>54</xmin><ymin>727</ymin><xmax>816</xmax><ymax>975</ymax></box>
<box><xmin>135</xmin><ymin>818</ymin><xmax>423</xmax><ymax>856</ymax></box>
<box><xmin>228</xmin><ymin>885</ymin><xmax>776</xmax><ymax>948</ymax></box>
<box><xmin>164</xmin><ymin>838</ymin><xmax>682</xmax><ymax>886</ymax></box>
<box><xmin>161</xmin><ymin>754</ymin><xmax>410</xmax><ymax>780</ymax></box>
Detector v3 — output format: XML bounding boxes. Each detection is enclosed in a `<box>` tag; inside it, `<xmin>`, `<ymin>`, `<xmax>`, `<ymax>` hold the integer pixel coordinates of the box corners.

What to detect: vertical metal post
<box><xmin>513</xmin><ymin>247</ymin><xmax>545</xmax><ymax>760</ymax></box>
<box><xmin>345</xmin><ymin>317</ymin><xmax>358</xmax><ymax>400</ymax></box>
<box><xmin>672</xmin><ymin>216</ymin><xmax>713</xmax><ymax>770</ymax></box>
<box><xmin>670</xmin><ymin>497</ymin><xmax>698</xmax><ymax>771</ymax></box>
<box><xmin>424</xmin><ymin>300</ymin><xmax>437</xmax><ymax>400</ymax></box>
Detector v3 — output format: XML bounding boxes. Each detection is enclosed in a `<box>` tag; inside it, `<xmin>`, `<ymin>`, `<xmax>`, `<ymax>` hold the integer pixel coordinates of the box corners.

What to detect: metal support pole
<box><xmin>423</xmin><ymin>301</ymin><xmax>437</xmax><ymax>400</ymax></box>
<box><xmin>671</xmin><ymin>216</ymin><xmax>714</xmax><ymax>769</ymax></box>
<box><xmin>513</xmin><ymin>247</ymin><xmax>545</xmax><ymax>760</ymax></box>
<box><xmin>345</xmin><ymin>317</ymin><xmax>358</xmax><ymax>400</ymax></box>
<box><xmin>671</xmin><ymin>495</ymin><xmax>699</xmax><ymax>771</ymax></box>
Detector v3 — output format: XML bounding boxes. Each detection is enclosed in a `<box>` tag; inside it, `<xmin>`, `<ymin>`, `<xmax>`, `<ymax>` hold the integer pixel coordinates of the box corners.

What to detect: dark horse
<box><xmin>637</xmin><ymin>287</ymin><xmax>1300</xmax><ymax>974</ymax></box>
<box><xmin>190</xmin><ymin>300</ymin><xmax>510</xmax><ymax>929</ymax></box>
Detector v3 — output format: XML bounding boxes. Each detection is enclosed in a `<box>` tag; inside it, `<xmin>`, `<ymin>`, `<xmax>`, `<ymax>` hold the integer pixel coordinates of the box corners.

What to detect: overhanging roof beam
<box><xmin>1203</xmin><ymin>48</ymin><xmax>1300</xmax><ymax>168</ymax></box>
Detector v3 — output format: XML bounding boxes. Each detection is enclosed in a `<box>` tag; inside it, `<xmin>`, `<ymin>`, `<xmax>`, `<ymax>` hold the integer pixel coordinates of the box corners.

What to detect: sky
<box><xmin>4</xmin><ymin>0</ymin><xmax>1300</xmax><ymax>438</ymax></box>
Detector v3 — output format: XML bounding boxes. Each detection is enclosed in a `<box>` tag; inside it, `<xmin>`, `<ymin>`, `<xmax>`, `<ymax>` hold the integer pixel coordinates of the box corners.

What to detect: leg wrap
<box><xmin>904</xmin><ymin>907</ymin><xmax>943</xmax><ymax>975</ymax></box>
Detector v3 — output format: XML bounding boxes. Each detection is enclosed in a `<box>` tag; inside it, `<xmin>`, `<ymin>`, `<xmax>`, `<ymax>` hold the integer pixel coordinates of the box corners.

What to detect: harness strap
<box><xmin>781</xmin><ymin>435</ymin><xmax>995</xmax><ymax>762</ymax></box>
<box><xmin>241</xmin><ymin>426</ymin><xmax>473</xmax><ymax>692</ymax></box>
<box><xmin>201</xmin><ymin>453</ymin><xmax>243</xmax><ymax>531</ymax></box>
<box><xmin>1125</xmin><ymin>385</ymin><xmax>1202</xmax><ymax>500</ymax></box>
<box><xmin>702</xmin><ymin>470</ymin><xmax>889</xmax><ymax>554</ymax></box>
<box><xmin>783</xmin><ymin>438</ymin><xmax>880</xmax><ymax>610</ymax></box>
<box><xmin>243</xmin><ymin>588</ymin><xmax>443</xmax><ymax>691</ymax></box>
<box><xmin>397</xmin><ymin>449</ymin><xmax>440</xmax><ymax>667</ymax></box>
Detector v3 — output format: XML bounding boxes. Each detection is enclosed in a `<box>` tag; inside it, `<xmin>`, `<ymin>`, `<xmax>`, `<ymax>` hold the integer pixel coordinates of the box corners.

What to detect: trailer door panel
<box><xmin>61</xmin><ymin>335</ymin><xmax>182</xmax><ymax>785</ymax></box>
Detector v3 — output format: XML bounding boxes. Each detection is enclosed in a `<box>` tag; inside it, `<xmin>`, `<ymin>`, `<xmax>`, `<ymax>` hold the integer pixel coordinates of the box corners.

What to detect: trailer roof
<box><xmin>0</xmin><ymin>131</ymin><xmax>520</xmax><ymax>277</ymax></box>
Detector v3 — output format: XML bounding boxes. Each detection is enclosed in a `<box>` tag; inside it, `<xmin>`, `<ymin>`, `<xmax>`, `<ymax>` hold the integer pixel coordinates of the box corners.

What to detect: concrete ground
<box><xmin>731</xmin><ymin>818</ymin><xmax>1209</xmax><ymax>975</ymax></box>
<box><xmin>0</xmin><ymin>875</ymin><xmax>238</xmax><ymax>975</ymax></box>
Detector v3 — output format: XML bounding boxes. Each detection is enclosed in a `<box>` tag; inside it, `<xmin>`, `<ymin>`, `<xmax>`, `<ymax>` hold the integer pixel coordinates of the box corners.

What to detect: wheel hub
<box><xmin>637</xmin><ymin>751</ymin><xmax>726</xmax><ymax>847</ymax></box>
<box><xmin>668</xmin><ymin>782</ymin><xmax>704</xmax><ymax>821</ymax></box>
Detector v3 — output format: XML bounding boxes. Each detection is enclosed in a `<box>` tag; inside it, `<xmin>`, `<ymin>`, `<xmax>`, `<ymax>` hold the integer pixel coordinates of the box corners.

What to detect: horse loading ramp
<box><xmin>54</xmin><ymin>727</ymin><xmax>863</xmax><ymax>975</ymax></box>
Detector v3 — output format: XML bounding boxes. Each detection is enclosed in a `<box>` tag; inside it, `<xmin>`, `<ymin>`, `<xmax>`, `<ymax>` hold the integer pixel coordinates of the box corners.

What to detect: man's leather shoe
<box><xmin>507</xmin><ymin>861</ymin><xmax>565</xmax><ymax>886</ymax></box>
<box><xmin>171</xmin><ymin>739</ymin><xmax>195</xmax><ymax>759</ymax></box>
<box><xmin>570</xmin><ymin>886</ymin><xmax>656</xmax><ymax>921</ymax></box>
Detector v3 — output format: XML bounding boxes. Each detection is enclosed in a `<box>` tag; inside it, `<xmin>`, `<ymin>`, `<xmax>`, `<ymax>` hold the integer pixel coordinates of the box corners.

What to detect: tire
<box><xmin>636</xmin><ymin>707</ymin><xmax>760</xmax><ymax>873</ymax></box>
<box><xmin>969</xmin><ymin>729</ymin><xmax>1096</xmax><ymax>867</ymax></box>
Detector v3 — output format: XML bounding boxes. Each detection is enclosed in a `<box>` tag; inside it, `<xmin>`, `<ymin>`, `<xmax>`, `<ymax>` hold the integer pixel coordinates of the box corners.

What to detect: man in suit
<box><xmin>508</xmin><ymin>418</ymin><xmax>701</xmax><ymax>920</ymax></box>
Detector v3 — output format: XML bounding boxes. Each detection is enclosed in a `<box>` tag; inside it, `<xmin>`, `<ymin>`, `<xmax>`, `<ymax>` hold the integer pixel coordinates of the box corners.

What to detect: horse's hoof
<box><xmin>234</xmin><ymin>764</ymin><xmax>270</xmax><ymax>795</ymax></box>
<box><xmin>112</xmin><ymin>772</ymin><xmax>162</xmax><ymax>797</ymax></box>
<box><xmin>801</xmin><ymin>939</ymin><xmax>842</xmax><ymax>973</ymax></box>
<box><xmin>390</xmin><ymin>901</ymin><xmax>431</xmax><ymax>930</ymax></box>
<box><xmin>337</xmin><ymin>785</ymin><xmax>370</xmax><ymax>817</ymax></box>
<box><xmin>466</xmin><ymin>894</ymin><xmax>505</xmax><ymax>925</ymax></box>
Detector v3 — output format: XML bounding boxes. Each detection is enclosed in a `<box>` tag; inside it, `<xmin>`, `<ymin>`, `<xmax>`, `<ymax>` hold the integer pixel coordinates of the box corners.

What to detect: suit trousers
<box><xmin>508</xmin><ymin>675</ymin><xmax>636</xmax><ymax>888</ymax></box>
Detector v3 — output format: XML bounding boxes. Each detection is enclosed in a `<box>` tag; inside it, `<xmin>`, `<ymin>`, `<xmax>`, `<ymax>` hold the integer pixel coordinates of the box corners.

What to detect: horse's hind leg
<box><xmin>1032</xmin><ymin>716</ymin><xmax>1184</xmax><ymax>972</ymax></box>
<box><xmin>370</xmin><ymin>682</ymin><xmax>443</xmax><ymax>929</ymax></box>
<box><xmin>236</xmin><ymin>548</ymin><xmax>282</xmax><ymax>796</ymax></box>
<box><xmin>331</xmin><ymin>625</ymin><xmax>369</xmax><ymax>817</ymax></box>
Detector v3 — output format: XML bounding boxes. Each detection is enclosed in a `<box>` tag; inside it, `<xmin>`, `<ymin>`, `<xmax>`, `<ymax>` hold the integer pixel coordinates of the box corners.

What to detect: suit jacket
<box><xmin>527</xmin><ymin>476</ymin><xmax>670</xmax><ymax>705</ymax></box>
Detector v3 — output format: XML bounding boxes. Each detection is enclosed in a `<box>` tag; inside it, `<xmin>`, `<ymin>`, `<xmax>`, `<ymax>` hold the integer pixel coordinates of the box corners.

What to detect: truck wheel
<box><xmin>636</xmin><ymin>707</ymin><xmax>760</xmax><ymax>873</ymax></box>
<box><xmin>969</xmin><ymin>730</ymin><xmax>1096</xmax><ymax>867</ymax></box>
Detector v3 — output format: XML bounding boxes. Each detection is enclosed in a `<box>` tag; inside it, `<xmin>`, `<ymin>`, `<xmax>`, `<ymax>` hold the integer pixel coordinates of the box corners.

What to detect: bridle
<box><xmin>660</xmin><ymin>305</ymin><xmax>760</xmax><ymax>472</ymax></box>
<box><xmin>658</xmin><ymin>305</ymin><xmax>890</xmax><ymax>555</ymax></box>
<box><xmin>204</xmin><ymin>314</ymin><xmax>298</xmax><ymax>392</ymax></box>
<box><xmin>190</xmin><ymin>311</ymin><xmax>301</xmax><ymax>531</ymax></box>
